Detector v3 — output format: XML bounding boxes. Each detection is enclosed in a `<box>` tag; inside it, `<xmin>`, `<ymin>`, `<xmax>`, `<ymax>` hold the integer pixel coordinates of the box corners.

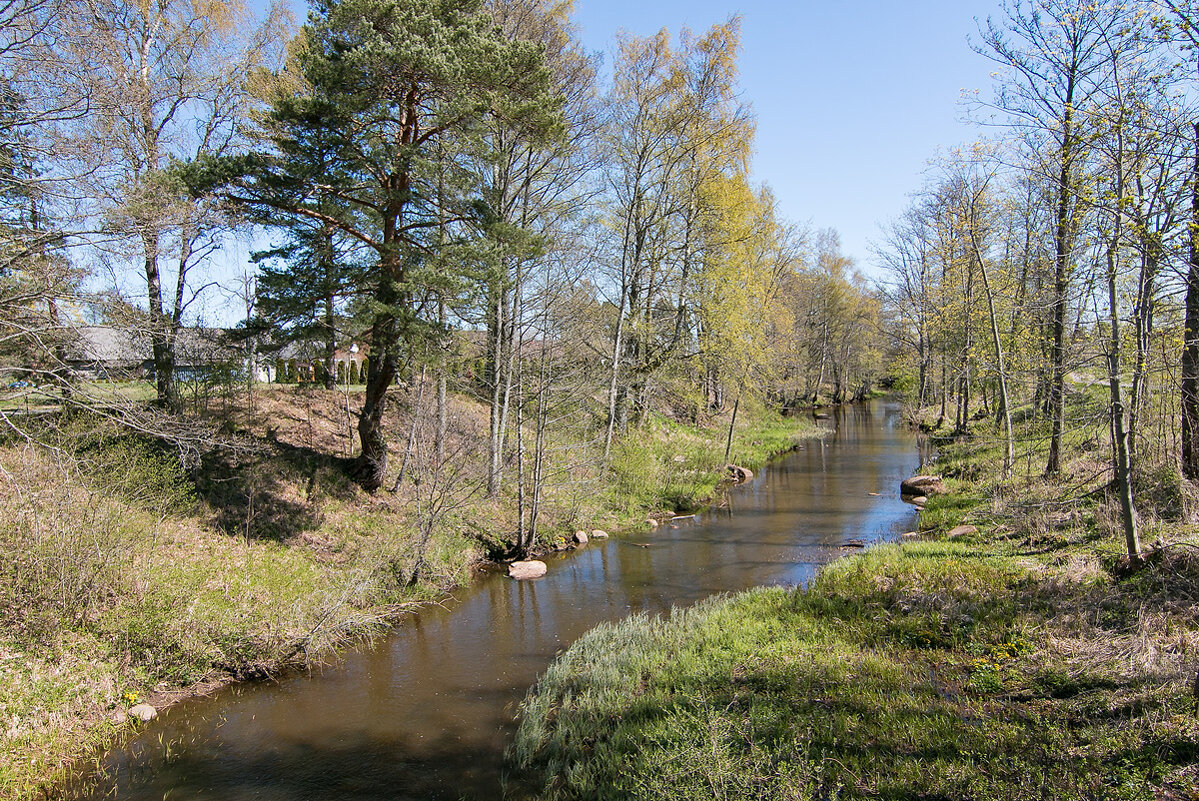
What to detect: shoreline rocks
<box><xmin>947</xmin><ymin>524</ymin><xmax>978</xmax><ymax>540</ymax></box>
<box><xmin>900</xmin><ymin>475</ymin><xmax>944</xmax><ymax>496</ymax></box>
<box><xmin>128</xmin><ymin>704</ymin><xmax>157</xmax><ymax>722</ymax></box>
<box><xmin>725</xmin><ymin>464</ymin><xmax>754</xmax><ymax>483</ymax></box>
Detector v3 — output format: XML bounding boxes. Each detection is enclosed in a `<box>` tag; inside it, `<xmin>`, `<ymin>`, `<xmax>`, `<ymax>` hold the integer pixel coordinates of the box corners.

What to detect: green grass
<box><xmin>0</xmin><ymin>389</ymin><xmax>823</xmax><ymax>799</ymax></box>
<box><xmin>510</xmin><ymin>541</ymin><xmax>1199</xmax><ymax>800</ymax></box>
<box><xmin>508</xmin><ymin>394</ymin><xmax>1199</xmax><ymax>801</ymax></box>
<box><xmin>605</xmin><ymin>406</ymin><xmax>825</xmax><ymax>516</ymax></box>
<box><xmin>0</xmin><ymin>421</ymin><xmax>480</xmax><ymax>799</ymax></box>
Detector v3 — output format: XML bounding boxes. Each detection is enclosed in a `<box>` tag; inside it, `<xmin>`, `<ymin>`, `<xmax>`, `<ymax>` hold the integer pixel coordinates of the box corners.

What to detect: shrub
<box><xmin>1132</xmin><ymin>461</ymin><xmax>1193</xmax><ymax>523</ymax></box>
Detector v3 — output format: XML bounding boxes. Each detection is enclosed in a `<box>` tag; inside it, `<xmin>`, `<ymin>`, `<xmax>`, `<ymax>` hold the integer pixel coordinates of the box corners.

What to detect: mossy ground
<box><xmin>0</xmin><ymin>383</ymin><xmax>821</xmax><ymax>799</ymax></box>
<box><xmin>509</xmin><ymin>397</ymin><xmax>1199</xmax><ymax>801</ymax></box>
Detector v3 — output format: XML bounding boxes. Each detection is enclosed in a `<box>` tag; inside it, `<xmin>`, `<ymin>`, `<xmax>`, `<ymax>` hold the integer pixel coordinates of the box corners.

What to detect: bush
<box><xmin>1132</xmin><ymin>461</ymin><xmax>1193</xmax><ymax>523</ymax></box>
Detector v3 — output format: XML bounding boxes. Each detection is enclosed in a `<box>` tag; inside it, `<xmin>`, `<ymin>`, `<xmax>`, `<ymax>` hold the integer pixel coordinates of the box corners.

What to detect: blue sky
<box><xmin>210</xmin><ymin>0</ymin><xmax>1009</xmax><ymax>322</ymax></box>
<box><xmin>569</xmin><ymin>0</ymin><xmax>1008</xmax><ymax>274</ymax></box>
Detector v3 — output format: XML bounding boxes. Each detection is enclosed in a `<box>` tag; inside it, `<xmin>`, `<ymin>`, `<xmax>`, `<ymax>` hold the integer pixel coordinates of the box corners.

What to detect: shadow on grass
<box><xmin>193</xmin><ymin>440</ymin><xmax>357</xmax><ymax>542</ymax></box>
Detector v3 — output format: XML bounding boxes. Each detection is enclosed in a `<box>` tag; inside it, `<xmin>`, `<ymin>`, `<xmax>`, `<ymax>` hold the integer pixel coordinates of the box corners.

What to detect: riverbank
<box><xmin>509</xmin><ymin>407</ymin><xmax>1199</xmax><ymax>800</ymax></box>
<box><xmin>0</xmin><ymin>386</ymin><xmax>825</xmax><ymax>800</ymax></box>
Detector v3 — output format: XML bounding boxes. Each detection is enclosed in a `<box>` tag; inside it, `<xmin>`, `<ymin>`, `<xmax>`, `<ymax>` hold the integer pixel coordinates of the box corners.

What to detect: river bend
<box><xmin>85</xmin><ymin>400</ymin><xmax>921</xmax><ymax>800</ymax></box>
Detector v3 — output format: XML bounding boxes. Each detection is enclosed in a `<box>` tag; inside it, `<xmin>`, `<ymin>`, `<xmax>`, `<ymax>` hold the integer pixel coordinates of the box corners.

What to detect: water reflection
<box><xmin>84</xmin><ymin>400</ymin><xmax>920</xmax><ymax>801</ymax></box>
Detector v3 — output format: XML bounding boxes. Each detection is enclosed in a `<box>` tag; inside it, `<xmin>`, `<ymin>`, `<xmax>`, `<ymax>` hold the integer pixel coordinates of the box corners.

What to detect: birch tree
<box><xmin>53</xmin><ymin>0</ymin><xmax>287</xmax><ymax>410</ymax></box>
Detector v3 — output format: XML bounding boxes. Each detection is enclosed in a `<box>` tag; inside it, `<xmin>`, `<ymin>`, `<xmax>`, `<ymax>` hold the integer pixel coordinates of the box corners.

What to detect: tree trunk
<box><xmin>320</xmin><ymin>222</ymin><xmax>337</xmax><ymax>390</ymax></box>
<box><xmin>603</xmin><ymin>291</ymin><xmax>627</xmax><ymax>459</ymax></box>
<box><xmin>486</xmin><ymin>279</ymin><xmax>509</xmax><ymax>496</ymax></box>
<box><xmin>435</xmin><ymin>298</ymin><xmax>447</xmax><ymax>467</ymax></box>
<box><xmin>143</xmin><ymin>232</ymin><xmax>178</xmax><ymax>411</ymax></box>
<box><xmin>1128</xmin><ymin>244</ymin><xmax>1158</xmax><ymax>464</ymax></box>
<box><xmin>354</xmin><ymin>250</ymin><xmax>402</xmax><ymax>491</ymax></box>
<box><xmin>972</xmin><ymin>210</ymin><xmax>1013</xmax><ymax>477</ymax></box>
<box><xmin>355</xmin><ymin>358</ymin><xmax>394</xmax><ymax>491</ymax></box>
<box><xmin>523</xmin><ymin>330</ymin><xmax>552</xmax><ymax>555</ymax></box>
<box><xmin>724</xmin><ymin>392</ymin><xmax>741</xmax><ymax>462</ymax></box>
<box><xmin>937</xmin><ymin>354</ymin><xmax>948</xmax><ymax>426</ymax></box>
<box><xmin>1183</xmin><ymin>122</ymin><xmax>1199</xmax><ymax>481</ymax></box>
<box><xmin>1105</xmin><ymin>203</ymin><xmax>1141</xmax><ymax>565</ymax></box>
<box><xmin>956</xmin><ymin>250</ymin><xmax>975</xmax><ymax>435</ymax></box>
<box><xmin>1046</xmin><ymin>92</ymin><xmax>1077</xmax><ymax>476</ymax></box>
<box><xmin>392</xmin><ymin>364</ymin><xmax>426</xmax><ymax>492</ymax></box>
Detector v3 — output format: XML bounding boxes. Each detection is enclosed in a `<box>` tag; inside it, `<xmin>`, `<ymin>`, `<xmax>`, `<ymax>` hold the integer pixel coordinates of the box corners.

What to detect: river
<box><xmin>82</xmin><ymin>400</ymin><xmax>921</xmax><ymax>801</ymax></box>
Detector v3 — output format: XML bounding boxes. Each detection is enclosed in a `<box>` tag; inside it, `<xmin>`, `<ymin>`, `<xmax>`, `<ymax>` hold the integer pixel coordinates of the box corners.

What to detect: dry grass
<box><xmin>0</xmin><ymin>383</ymin><xmax>821</xmax><ymax>798</ymax></box>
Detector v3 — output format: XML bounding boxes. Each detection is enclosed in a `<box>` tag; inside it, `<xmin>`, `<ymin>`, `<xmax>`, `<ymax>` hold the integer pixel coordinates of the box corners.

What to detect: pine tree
<box><xmin>195</xmin><ymin>0</ymin><xmax>562</xmax><ymax>489</ymax></box>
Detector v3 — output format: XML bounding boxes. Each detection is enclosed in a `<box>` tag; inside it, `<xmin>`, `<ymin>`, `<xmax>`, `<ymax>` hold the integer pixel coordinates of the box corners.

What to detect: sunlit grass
<box><xmin>605</xmin><ymin>407</ymin><xmax>825</xmax><ymax>515</ymax></box>
<box><xmin>509</xmin><ymin>394</ymin><xmax>1199</xmax><ymax>800</ymax></box>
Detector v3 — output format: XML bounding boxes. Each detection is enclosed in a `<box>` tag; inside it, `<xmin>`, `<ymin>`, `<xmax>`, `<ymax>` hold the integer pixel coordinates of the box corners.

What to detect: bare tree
<box><xmin>975</xmin><ymin>0</ymin><xmax>1116</xmax><ymax>474</ymax></box>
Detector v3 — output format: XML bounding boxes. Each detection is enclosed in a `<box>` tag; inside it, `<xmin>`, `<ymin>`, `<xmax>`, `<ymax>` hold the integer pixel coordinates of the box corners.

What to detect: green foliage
<box><xmin>79</xmin><ymin>435</ymin><xmax>195</xmax><ymax>517</ymax></box>
<box><xmin>0</xmin><ymin>422</ymin><xmax>488</xmax><ymax>798</ymax></box>
<box><xmin>191</xmin><ymin>0</ymin><xmax>566</xmax><ymax>480</ymax></box>
<box><xmin>605</xmin><ymin>411</ymin><xmax>821</xmax><ymax>515</ymax></box>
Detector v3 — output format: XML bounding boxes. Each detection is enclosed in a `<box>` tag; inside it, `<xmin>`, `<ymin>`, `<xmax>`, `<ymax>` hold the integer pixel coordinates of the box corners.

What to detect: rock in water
<box><xmin>900</xmin><ymin>475</ymin><xmax>944</xmax><ymax>496</ymax></box>
<box><xmin>591</xmin><ymin>529</ymin><xmax>609</xmax><ymax>539</ymax></box>
<box><xmin>572</xmin><ymin>531</ymin><xmax>589</xmax><ymax>545</ymax></box>
<box><xmin>128</xmin><ymin>704</ymin><xmax>157</xmax><ymax>722</ymax></box>
<box><xmin>724</xmin><ymin>464</ymin><xmax>754</xmax><ymax>483</ymax></box>
<box><xmin>508</xmin><ymin>560</ymin><xmax>547</xmax><ymax>580</ymax></box>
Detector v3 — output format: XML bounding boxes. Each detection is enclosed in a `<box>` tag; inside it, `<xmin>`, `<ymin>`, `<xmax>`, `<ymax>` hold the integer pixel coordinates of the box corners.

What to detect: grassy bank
<box><xmin>0</xmin><ymin>385</ymin><xmax>822</xmax><ymax>799</ymax></box>
<box><xmin>606</xmin><ymin>404</ymin><xmax>823</xmax><ymax>516</ymax></box>
<box><xmin>509</xmin><ymin>404</ymin><xmax>1199</xmax><ymax>800</ymax></box>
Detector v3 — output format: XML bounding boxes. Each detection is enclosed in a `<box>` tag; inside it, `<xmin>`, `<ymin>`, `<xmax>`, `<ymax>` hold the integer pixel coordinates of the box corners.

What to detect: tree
<box><xmin>207</xmin><ymin>0</ymin><xmax>561</xmax><ymax>490</ymax></box>
<box><xmin>600</xmin><ymin>18</ymin><xmax>752</xmax><ymax>455</ymax></box>
<box><xmin>235</xmin><ymin>31</ymin><xmax>361</xmax><ymax>391</ymax></box>
<box><xmin>48</xmin><ymin>0</ymin><xmax>286</xmax><ymax>411</ymax></box>
<box><xmin>876</xmin><ymin>205</ymin><xmax>937</xmax><ymax>410</ymax></box>
<box><xmin>252</xmin><ymin>220</ymin><xmax>356</xmax><ymax>390</ymax></box>
<box><xmin>975</xmin><ymin>0</ymin><xmax>1116</xmax><ymax>474</ymax></box>
<box><xmin>694</xmin><ymin>180</ymin><xmax>798</xmax><ymax>456</ymax></box>
<box><xmin>476</xmin><ymin>0</ymin><xmax>597</xmax><ymax>498</ymax></box>
<box><xmin>1160</xmin><ymin>0</ymin><xmax>1199</xmax><ymax>481</ymax></box>
<box><xmin>1088</xmin><ymin>9</ymin><xmax>1181</xmax><ymax>565</ymax></box>
<box><xmin>939</xmin><ymin>148</ymin><xmax>1016</xmax><ymax>473</ymax></box>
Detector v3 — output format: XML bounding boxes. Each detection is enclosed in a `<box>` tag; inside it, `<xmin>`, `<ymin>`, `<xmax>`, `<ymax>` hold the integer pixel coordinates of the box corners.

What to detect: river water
<box><xmin>84</xmin><ymin>400</ymin><xmax>921</xmax><ymax>801</ymax></box>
